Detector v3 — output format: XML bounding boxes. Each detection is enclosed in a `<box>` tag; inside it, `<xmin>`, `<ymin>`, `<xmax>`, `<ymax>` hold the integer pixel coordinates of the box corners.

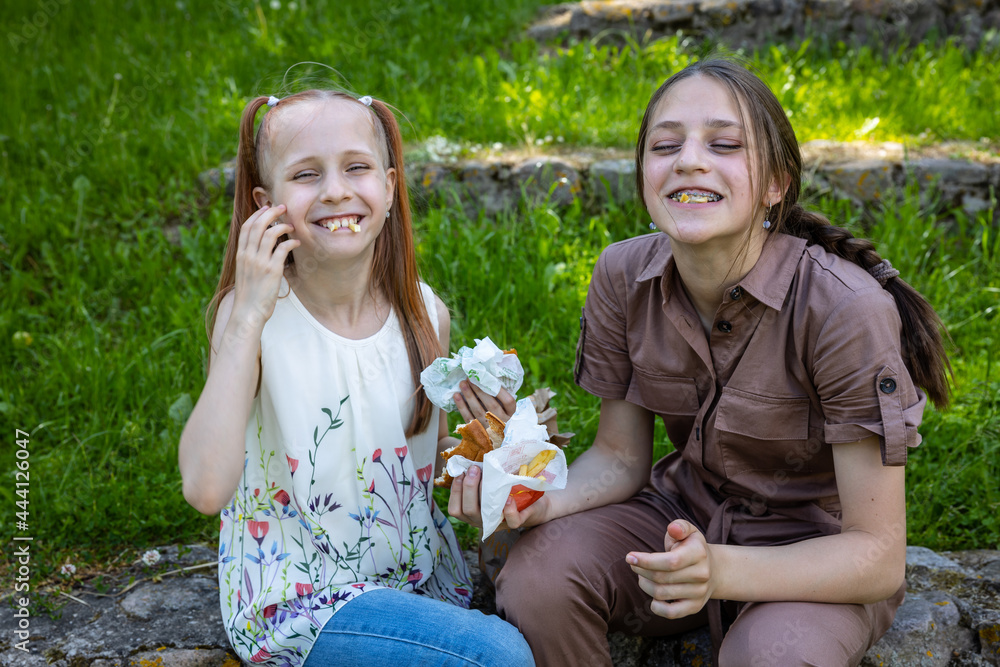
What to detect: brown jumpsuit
<box><xmin>495</xmin><ymin>232</ymin><xmax>923</xmax><ymax>666</ymax></box>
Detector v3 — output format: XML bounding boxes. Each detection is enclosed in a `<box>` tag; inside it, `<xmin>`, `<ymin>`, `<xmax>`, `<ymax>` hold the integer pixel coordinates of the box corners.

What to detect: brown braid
<box><xmin>781</xmin><ymin>205</ymin><xmax>951</xmax><ymax>408</ymax></box>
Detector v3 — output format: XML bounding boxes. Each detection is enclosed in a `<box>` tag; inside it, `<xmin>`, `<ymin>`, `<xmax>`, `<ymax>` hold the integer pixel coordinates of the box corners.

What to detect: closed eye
<box><xmin>347</xmin><ymin>163</ymin><xmax>371</xmax><ymax>172</ymax></box>
<box><xmin>292</xmin><ymin>171</ymin><xmax>317</xmax><ymax>180</ymax></box>
<box><xmin>712</xmin><ymin>143</ymin><xmax>742</xmax><ymax>152</ymax></box>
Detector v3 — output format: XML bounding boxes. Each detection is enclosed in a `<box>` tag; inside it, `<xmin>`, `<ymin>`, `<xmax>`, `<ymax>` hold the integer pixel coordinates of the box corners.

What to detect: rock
<box><xmin>198</xmin><ymin>141</ymin><xmax>999</xmax><ymax>223</ymax></box>
<box><xmin>128</xmin><ymin>648</ymin><xmax>229</xmax><ymax>667</ymax></box>
<box><xmin>640</xmin><ymin>626</ymin><xmax>713</xmax><ymax>666</ymax></box>
<box><xmin>908</xmin><ymin>546</ymin><xmax>965</xmax><ymax>572</ymax></box>
<box><xmin>197</xmin><ymin>160</ymin><xmax>236</xmax><ymax>199</ymax></box>
<box><xmin>510</xmin><ymin>157</ymin><xmax>583</xmax><ymax>208</ymax></box>
<box><xmin>862</xmin><ymin>591</ymin><xmax>977</xmax><ymax>667</ymax></box>
<box><xmin>526</xmin><ymin>0</ymin><xmax>1000</xmax><ymax>50</ymax></box>
<box><xmin>120</xmin><ymin>577</ymin><xmax>220</xmax><ymax>622</ymax></box>
<box><xmin>591</xmin><ymin>158</ymin><xmax>637</xmax><ymax>204</ymax></box>
<box><xmin>823</xmin><ymin>159</ymin><xmax>901</xmax><ymax>205</ymax></box>
<box><xmin>907</xmin><ymin>158</ymin><xmax>993</xmax><ymax>214</ymax></box>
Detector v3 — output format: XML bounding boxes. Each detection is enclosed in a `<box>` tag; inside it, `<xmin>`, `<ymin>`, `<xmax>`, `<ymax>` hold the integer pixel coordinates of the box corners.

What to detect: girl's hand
<box><xmin>626</xmin><ymin>520</ymin><xmax>716</xmax><ymax>619</ymax></box>
<box><xmin>454</xmin><ymin>381</ymin><xmax>517</xmax><ymax>425</ymax></box>
<box><xmin>447</xmin><ymin>465</ymin><xmax>549</xmax><ymax>530</ymax></box>
<box><xmin>231</xmin><ymin>205</ymin><xmax>299</xmax><ymax>330</ymax></box>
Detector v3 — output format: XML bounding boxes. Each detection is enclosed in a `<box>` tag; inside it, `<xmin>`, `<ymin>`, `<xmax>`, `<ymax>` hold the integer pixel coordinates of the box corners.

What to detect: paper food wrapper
<box><xmin>420</xmin><ymin>336</ymin><xmax>524</xmax><ymax>412</ymax></box>
<box><xmin>444</xmin><ymin>398</ymin><xmax>568</xmax><ymax>539</ymax></box>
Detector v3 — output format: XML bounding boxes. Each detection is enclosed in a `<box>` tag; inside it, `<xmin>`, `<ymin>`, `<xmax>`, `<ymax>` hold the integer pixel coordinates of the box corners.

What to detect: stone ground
<box><xmin>1</xmin><ymin>544</ymin><xmax>998</xmax><ymax>666</ymax></box>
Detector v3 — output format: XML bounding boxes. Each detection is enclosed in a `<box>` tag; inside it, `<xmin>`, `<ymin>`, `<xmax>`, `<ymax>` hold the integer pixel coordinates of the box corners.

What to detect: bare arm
<box><xmin>178</xmin><ymin>292</ymin><xmax>261</xmax><ymax>515</ymax></box>
<box><xmin>711</xmin><ymin>435</ymin><xmax>906</xmax><ymax>603</ymax></box>
<box><xmin>178</xmin><ymin>205</ymin><xmax>297</xmax><ymax>515</ymax></box>
<box><xmin>628</xmin><ymin>435</ymin><xmax>906</xmax><ymax>619</ymax></box>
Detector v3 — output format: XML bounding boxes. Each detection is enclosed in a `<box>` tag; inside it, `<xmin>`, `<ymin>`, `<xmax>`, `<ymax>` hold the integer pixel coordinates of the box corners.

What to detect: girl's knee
<box><xmin>720</xmin><ymin>616</ymin><xmax>814</xmax><ymax>667</ymax></box>
<box><xmin>720</xmin><ymin>603</ymin><xmax>867</xmax><ymax>667</ymax></box>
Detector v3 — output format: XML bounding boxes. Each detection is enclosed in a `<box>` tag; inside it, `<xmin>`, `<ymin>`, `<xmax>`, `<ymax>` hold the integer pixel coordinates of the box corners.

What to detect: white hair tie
<box><xmin>358</xmin><ymin>95</ymin><xmax>373</xmax><ymax>106</ymax></box>
<box><xmin>267</xmin><ymin>96</ymin><xmax>281</xmax><ymax>107</ymax></box>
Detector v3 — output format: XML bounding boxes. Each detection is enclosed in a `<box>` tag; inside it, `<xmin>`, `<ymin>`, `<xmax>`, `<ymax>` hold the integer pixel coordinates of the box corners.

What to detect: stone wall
<box><xmin>200</xmin><ymin>141</ymin><xmax>999</xmax><ymax>224</ymax></box>
<box><xmin>527</xmin><ymin>0</ymin><xmax>1000</xmax><ymax>51</ymax></box>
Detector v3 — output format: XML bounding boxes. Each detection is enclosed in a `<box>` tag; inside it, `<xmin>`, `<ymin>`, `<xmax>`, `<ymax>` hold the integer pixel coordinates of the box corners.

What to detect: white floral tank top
<box><xmin>217</xmin><ymin>280</ymin><xmax>472</xmax><ymax>666</ymax></box>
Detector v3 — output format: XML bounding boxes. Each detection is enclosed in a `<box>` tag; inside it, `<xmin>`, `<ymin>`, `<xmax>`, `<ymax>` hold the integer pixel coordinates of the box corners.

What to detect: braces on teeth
<box><xmin>324</xmin><ymin>218</ymin><xmax>362</xmax><ymax>233</ymax></box>
<box><xmin>671</xmin><ymin>192</ymin><xmax>722</xmax><ymax>203</ymax></box>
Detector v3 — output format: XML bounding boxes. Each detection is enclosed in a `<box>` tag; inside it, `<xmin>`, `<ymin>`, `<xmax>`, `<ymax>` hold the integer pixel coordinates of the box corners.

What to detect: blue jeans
<box><xmin>302</xmin><ymin>588</ymin><xmax>535</xmax><ymax>667</ymax></box>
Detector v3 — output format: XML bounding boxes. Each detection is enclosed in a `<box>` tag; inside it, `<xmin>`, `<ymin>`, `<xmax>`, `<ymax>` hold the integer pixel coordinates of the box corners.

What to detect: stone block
<box><xmin>129</xmin><ymin>648</ymin><xmax>229</xmax><ymax>667</ymax></box>
<box><xmin>120</xmin><ymin>577</ymin><xmax>221</xmax><ymax>622</ymax></box>
<box><xmin>198</xmin><ymin>160</ymin><xmax>236</xmax><ymax>199</ymax></box>
<box><xmin>908</xmin><ymin>159</ymin><xmax>990</xmax><ymax>187</ymax></box>
<box><xmin>590</xmin><ymin>158</ymin><xmax>637</xmax><ymax>204</ymax></box>
<box><xmin>907</xmin><ymin>158</ymin><xmax>992</xmax><ymax>213</ymax></box>
<box><xmin>510</xmin><ymin>158</ymin><xmax>583</xmax><ymax>208</ymax></box>
<box><xmin>862</xmin><ymin>591</ymin><xmax>976</xmax><ymax>667</ymax></box>
<box><xmin>821</xmin><ymin>159</ymin><xmax>901</xmax><ymax>204</ymax></box>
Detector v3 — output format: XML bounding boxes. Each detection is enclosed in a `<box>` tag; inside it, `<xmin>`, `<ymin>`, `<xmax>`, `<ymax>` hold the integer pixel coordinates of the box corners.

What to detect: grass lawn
<box><xmin>1</xmin><ymin>0</ymin><xmax>998</xmax><ymax>585</ymax></box>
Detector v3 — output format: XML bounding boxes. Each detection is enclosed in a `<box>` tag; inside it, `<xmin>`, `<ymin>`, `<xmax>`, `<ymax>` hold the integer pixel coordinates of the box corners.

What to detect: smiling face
<box><xmin>641</xmin><ymin>74</ymin><xmax>781</xmax><ymax>254</ymax></box>
<box><xmin>252</xmin><ymin>97</ymin><xmax>395</xmax><ymax>266</ymax></box>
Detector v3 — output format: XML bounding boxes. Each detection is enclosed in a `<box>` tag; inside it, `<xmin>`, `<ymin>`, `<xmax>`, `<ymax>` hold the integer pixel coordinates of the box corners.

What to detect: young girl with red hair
<box><xmin>179</xmin><ymin>90</ymin><xmax>532</xmax><ymax>667</ymax></box>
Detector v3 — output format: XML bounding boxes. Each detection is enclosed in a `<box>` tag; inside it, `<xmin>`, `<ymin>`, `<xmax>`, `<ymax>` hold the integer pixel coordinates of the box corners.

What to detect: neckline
<box><xmin>282</xmin><ymin>278</ymin><xmax>396</xmax><ymax>346</ymax></box>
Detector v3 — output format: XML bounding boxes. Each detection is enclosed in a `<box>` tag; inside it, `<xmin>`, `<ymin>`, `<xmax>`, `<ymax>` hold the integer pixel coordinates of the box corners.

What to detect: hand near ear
<box><xmin>626</xmin><ymin>520</ymin><xmax>717</xmax><ymax>619</ymax></box>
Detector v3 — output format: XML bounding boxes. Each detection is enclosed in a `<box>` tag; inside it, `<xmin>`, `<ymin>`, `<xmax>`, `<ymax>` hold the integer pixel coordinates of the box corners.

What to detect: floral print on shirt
<box><xmin>218</xmin><ymin>397</ymin><xmax>472</xmax><ymax>667</ymax></box>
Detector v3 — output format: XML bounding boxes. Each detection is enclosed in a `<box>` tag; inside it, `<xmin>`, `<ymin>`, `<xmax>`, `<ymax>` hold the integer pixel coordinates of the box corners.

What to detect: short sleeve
<box><xmin>575</xmin><ymin>248</ymin><xmax>632</xmax><ymax>399</ymax></box>
<box><xmin>812</xmin><ymin>287</ymin><xmax>926</xmax><ymax>465</ymax></box>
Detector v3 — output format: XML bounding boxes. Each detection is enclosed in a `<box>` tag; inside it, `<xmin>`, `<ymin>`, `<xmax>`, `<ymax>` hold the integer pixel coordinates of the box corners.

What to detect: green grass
<box><xmin>1</xmin><ymin>1</ymin><xmax>999</xmax><ymax>579</ymax></box>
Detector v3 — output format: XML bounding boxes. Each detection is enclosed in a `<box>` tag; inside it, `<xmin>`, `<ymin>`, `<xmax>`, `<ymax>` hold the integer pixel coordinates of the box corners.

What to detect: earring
<box><xmin>385</xmin><ymin>211</ymin><xmax>390</xmax><ymax>219</ymax></box>
<box><xmin>649</xmin><ymin>222</ymin><xmax>656</xmax><ymax>231</ymax></box>
<box><xmin>763</xmin><ymin>203</ymin><xmax>772</xmax><ymax>230</ymax></box>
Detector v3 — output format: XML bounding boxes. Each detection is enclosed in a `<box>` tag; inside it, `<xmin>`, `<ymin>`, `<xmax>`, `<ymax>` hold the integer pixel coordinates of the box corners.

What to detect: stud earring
<box><xmin>763</xmin><ymin>203</ymin><xmax>773</xmax><ymax>230</ymax></box>
<box><xmin>385</xmin><ymin>211</ymin><xmax>390</xmax><ymax>219</ymax></box>
<box><xmin>649</xmin><ymin>222</ymin><xmax>656</xmax><ymax>231</ymax></box>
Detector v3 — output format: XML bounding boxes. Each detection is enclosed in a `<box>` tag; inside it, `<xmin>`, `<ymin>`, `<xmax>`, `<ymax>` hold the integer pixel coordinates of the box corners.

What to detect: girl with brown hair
<box><xmin>451</xmin><ymin>57</ymin><xmax>949</xmax><ymax>666</ymax></box>
<box><xmin>179</xmin><ymin>89</ymin><xmax>532</xmax><ymax>667</ymax></box>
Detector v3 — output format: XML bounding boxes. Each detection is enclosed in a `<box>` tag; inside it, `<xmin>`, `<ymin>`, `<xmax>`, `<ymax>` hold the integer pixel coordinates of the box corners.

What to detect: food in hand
<box><xmin>434</xmin><ymin>418</ymin><xmax>495</xmax><ymax>487</ymax></box>
<box><xmin>509</xmin><ymin>449</ymin><xmax>556</xmax><ymax>511</ymax></box>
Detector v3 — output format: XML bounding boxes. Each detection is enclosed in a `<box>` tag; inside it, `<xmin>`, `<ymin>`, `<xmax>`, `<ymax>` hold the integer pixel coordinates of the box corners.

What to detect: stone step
<box><xmin>199</xmin><ymin>141</ymin><xmax>1000</xmax><ymax>222</ymax></box>
<box><xmin>2</xmin><ymin>545</ymin><xmax>997</xmax><ymax>666</ymax></box>
<box><xmin>526</xmin><ymin>0</ymin><xmax>1000</xmax><ymax>51</ymax></box>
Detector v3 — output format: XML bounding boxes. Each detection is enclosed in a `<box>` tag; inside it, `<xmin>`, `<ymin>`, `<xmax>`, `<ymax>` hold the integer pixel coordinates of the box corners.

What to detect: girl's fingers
<box><xmin>461</xmin><ymin>466</ymin><xmax>482</xmax><ymax>519</ymax></box>
<box><xmin>649</xmin><ymin>596</ymin><xmax>703</xmax><ymax>620</ymax></box>
<box><xmin>261</xmin><ymin>222</ymin><xmax>295</xmax><ymax>256</ymax></box>
<box><xmin>242</xmin><ymin>205</ymin><xmax>286</xmax><ymax>253</ymax></box>
<box><xmin>453</xmin><ymin>392</ymin><xmax>475</xmax><ymax>424</ymax></box>
<box><xmin>237</xmin><ymin>206</ymin><xmax>266</xmax><ymax>252</ymax></box>
<box><xmin>270</xmin><ymin>238</ymin><xmax>300</xmax><ymax>269</ymax></box>
<box><xmin>636</xmin><ymin>575</ymin><xmax>704</xmax><ymax>603</ymax></box>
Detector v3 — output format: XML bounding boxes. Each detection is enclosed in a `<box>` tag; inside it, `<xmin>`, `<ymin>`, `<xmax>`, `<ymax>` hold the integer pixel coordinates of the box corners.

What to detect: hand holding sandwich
<box><xmin>453</xmin><ymin>380</ymin><xmax>517</xmax><ymax>428</ymax></box>
<box><xmin>447</xmin><ymin>464</ymin><xmax>551</xmax><ymax>531</ymax></box>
